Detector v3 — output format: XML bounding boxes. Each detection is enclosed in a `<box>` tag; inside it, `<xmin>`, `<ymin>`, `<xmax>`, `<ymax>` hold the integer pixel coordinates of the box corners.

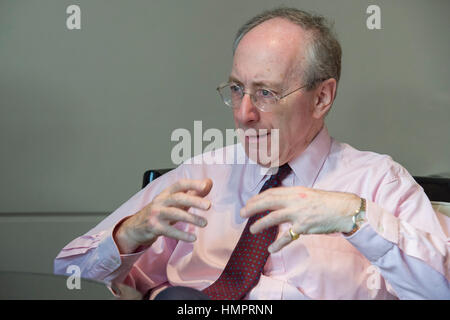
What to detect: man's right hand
<box><xmin>113</xmin><ymin>178</ymin><xmax>213</xmax><ymax>254</ymax></box>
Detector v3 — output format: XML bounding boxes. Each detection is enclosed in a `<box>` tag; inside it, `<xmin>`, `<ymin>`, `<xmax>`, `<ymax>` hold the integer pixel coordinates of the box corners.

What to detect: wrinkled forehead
<box><xmin>231</xmin><ymin>18</ymin><xmax>309</xmax><ymax>87</ymax></box>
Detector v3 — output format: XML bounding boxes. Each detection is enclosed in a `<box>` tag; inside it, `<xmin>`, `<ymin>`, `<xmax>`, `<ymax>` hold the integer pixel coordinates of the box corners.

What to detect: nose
<box><xmin>234</xmin><ymin>93</ymin><xmax>260</xmax><ymax>125</ymax></box>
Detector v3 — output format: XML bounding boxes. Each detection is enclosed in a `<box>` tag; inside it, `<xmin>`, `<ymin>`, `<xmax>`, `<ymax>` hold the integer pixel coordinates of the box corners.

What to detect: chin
<box><xmin>238</xmin><ymin>128</ymin><xmax>284</xmax><ymax>167</ymax></box>
<box><xmin>243</xmin><ymin>145</ymin><xmax>284</xmax><ymax>168</ymax></box>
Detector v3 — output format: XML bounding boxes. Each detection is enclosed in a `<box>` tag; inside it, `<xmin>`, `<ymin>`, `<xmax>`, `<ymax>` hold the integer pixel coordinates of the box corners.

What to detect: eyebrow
<box><xmin>228</xmin><ymin>75</ymin><xmax>283</xmax><ymax>90</ymax></box>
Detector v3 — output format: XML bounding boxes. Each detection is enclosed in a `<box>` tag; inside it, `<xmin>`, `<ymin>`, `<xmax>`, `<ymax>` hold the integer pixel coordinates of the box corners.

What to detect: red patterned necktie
<box><xmin>203</xmin><ymin>164</ymin><xmax>292</xmax><ymax>300</ymax></box>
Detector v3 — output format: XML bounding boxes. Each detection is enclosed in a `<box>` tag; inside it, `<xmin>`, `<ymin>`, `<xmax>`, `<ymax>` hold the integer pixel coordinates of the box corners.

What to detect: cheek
<box><xmin>233</xmin><ymin>111</ymin><xmax>247</xmax><ymax>131</ymax></box>
<box><xmin>232</xmin><ymin>110</ymin><xmax>239</xmax><ymax>125</ymax></box>
<box><xmin>272</xmin><ymin>110</ymin><xmax>297</xmax><ymax>140</ymax></box>
<box><xmin>273</xmin><ymin>103</ymin><xmax>314</xmax><ymax>147</ymax></box>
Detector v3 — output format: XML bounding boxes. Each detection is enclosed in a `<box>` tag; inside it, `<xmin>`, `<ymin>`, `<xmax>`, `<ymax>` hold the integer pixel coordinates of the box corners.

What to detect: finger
<box><xmin>241</xmin><ymin>196</ymin><xmax>288</xmax><ymax>218</ymax></box>
<box><xmin>164</xmin><ymin>178</ymin><xmax>213</xmax><ymax>197</ymax></box>
<box><xmin>249</xmin><ymin>209</ymin><xmax>292</xmax><ymax>234</ymax></box>
<box><xmin>161</xmin><ymin>223</ymin><xmax>198</xmax><ymax>242</ymax></box>
<box><xmin>268</xmin><ymin>230</ymin><xmax>296</xmax><ymax>254</ymax></box>
<box><xmin>112</xmin><ymin>283</ymin><xmax>143</xmax><ymax>300</ymax></box>
<box><xmin>191</xmin><ymin>178</ymin><xmax>213</xmax><ymax>197</ymax></box>
<box><xmin>247</xmin><ymin>186</ymin><xmax>307</xmax><ymax>203</ymax></box>
<box><xmin>164</xmin><ymin>192</ymin><xmax>211</xmax><ymax>210</ymax></box>
<box><xmin>248</xmin><ymin>186</ymin><xmax>289</xmax><ymax>199</ymax></box>
<box><xmin>160</xmin><ymin>207</ymin><xmax>207</xmax><ymax>228</ymax></box>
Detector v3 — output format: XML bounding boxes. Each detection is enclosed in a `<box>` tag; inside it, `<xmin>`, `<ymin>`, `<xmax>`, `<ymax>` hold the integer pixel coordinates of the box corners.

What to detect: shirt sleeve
<box><xmin>344</xmin><ymin>170</ymin><xmax>450</xmax><ymax>299</ymax></box>
<box><xmin>53</xmin><ymin>166</ymin><xmax>185</xmax><ymax>290</ymax></box>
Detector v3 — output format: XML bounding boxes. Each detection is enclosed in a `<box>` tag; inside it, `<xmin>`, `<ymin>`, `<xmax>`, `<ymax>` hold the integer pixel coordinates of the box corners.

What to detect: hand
<box><xmin>240</xmin><ymin>186</ymin><xmax>361</xmax><ymax>253</ymax></box>
<box><xmin>110</xmin><ymin>282</ymin><xmax>143</xmax><ymax>300</ymax></box>
<box><xmin>114</xmin><ymin>178</ymin><xmax>213</xmax><ymax>254</ymax></box>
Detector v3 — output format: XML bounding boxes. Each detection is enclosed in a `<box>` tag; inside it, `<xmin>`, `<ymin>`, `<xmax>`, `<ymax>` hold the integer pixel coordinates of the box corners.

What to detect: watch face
<box><xmin>356</xmin><ymin>211</ymin><xmax>366</xmax><ymax>225</ymax></box>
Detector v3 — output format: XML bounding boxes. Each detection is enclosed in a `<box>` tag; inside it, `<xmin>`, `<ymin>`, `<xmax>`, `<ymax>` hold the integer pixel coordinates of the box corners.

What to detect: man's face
<box><xmin>231</xmin><ymin>18</ymin><xmax>320</xmax><ymax>167</ymax></box>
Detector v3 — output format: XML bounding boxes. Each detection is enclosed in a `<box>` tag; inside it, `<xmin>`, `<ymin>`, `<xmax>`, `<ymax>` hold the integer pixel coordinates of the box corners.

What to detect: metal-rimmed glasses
<box><xmin>216</xmin><ymin>82</ymin><xmax>308</xmax><ymax>112</ymax></box>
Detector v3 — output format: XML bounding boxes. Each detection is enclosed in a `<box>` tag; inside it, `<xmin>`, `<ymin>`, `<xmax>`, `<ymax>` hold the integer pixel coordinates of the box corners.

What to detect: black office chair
<box><xmin>412</xmin><ymin>176</ymin><xmax>450</xmax><ymax>202</ymax></box>
<box><xmin>142</xmin><ymin>168</ymin><xmax>174</xmax><ymax>189</ymax></box>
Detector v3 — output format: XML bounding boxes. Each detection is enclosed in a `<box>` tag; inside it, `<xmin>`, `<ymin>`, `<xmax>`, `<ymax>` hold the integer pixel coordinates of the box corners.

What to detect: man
<box><xmin>54</xmin><ymin>7</ymin><xmax>449</xmax><ymax>299</ymax></box>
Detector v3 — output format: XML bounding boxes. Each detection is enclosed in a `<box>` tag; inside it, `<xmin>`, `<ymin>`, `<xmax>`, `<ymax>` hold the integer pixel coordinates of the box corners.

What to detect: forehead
<box><xmin>231</xmin><ymin>18</ymin><xmax>308</xmax><ymax>86</ymax></box>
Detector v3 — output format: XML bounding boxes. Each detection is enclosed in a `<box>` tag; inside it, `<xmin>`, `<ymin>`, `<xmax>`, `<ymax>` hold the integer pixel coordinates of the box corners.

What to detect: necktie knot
<box><xmin>261</xmin><ymin>163</ymin><xmax>292</xmax><ymax>192</ymax></box>
<box><xmin>272</xmin><ymin>163</ymin><xmax>292</xmax><ymax>182</ymax></box>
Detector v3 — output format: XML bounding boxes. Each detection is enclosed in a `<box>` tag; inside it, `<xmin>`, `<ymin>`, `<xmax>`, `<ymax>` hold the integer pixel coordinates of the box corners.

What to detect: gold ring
<box><xmin>289</xmin><ymin>228</ymin><xmax>300</xmax><ymax>240</ymax></box>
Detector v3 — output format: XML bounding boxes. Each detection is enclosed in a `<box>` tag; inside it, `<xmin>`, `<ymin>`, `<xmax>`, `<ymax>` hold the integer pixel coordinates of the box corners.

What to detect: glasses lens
<box><xmin>219</xmin><ymin>84</ymin><xmax>243</xmax><ymax>108</ymax></box>
<box><xmin>217</xmin><ymin>84</ymin><xmax>278</xmax><ymax>111</ymax></box>
<box><xmin>253</xmin><ymin>89</ymin><xmax>277</xmax><ymax>111</ymax></box>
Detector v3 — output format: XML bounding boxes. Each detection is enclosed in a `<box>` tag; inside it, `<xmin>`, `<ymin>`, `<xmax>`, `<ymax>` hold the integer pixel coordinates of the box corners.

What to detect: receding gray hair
<box><xmin>233</xmin><ymin>7</ymin><xmax>342</xmax><ymax>90</ymax></box>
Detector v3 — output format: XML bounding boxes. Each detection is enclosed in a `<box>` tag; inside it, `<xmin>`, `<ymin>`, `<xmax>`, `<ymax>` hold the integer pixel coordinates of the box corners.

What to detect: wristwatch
<box><xmin>343</xmin><ymin>197</ymin><xmax>366</xmax><ymax>236</ymax></box>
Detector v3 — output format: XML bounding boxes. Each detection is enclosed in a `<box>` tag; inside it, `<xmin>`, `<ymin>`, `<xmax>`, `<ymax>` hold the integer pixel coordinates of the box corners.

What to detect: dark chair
<box><xmin>412</xmin><ymin>176</ymin><xmax>450</xmax><ymax>202</ymax></box>
<box><xmin>142</xmin><ymin>168</ymin><xmax>174</xmax><ymax>189</ymax></box>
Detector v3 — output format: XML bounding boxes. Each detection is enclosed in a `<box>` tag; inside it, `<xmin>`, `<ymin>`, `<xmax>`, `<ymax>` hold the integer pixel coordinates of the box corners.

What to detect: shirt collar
<box><xmin>288</xmin><ymin>126</ymin><xmax>331</xmax><ymax>188</ymax></box>
<box><xmin>245</xmin><ymin>126</ymin><xmax>332</xmax><ymax>191</ymax></box>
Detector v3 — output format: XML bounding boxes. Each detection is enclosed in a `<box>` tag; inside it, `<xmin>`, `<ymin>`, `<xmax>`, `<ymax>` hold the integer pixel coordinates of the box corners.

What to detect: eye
<box><xmin>257</xmin><ymin>89</ymin><xmax>275</xmax><ymax>99</ymax></box>
<box><xmin>230</xmin><ymin>84</ymin><xmax>242</xmax><ymax>94</ymax></box>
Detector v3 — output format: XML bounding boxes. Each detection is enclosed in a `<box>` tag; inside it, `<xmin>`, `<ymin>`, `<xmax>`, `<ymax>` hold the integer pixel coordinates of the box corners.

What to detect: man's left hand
<box><xmin>240</xmin><ymin>186</ymin><xmax>361</xmax><ymax>253</ymax></box>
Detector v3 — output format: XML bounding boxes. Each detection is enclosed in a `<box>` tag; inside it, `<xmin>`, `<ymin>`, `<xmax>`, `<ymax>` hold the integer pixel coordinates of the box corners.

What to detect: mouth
<box><xmin>245</xmin><ymin>131</ymin><xmax>271</xmax><ymax>144</ymax></box>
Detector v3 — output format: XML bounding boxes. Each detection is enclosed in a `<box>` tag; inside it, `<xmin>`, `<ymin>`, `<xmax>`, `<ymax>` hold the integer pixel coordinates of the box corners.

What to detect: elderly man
<box><xmin>55</xmin><ymin>7</ymin><xmax>449</xmax><ymax>299</ymax></box>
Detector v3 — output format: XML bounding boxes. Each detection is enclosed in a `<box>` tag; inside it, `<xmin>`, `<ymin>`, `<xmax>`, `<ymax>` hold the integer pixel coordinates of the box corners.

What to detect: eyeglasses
<box><xmin>216</xmin><ymin>82</ymin><xmax>308</xmax><ymax>112</ymax></box>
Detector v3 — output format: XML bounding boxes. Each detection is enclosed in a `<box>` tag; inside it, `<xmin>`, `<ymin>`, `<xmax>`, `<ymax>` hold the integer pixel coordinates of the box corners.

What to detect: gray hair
<box><xmin>233</xmin><ymin>7</ymin><xmax>342</xmax><ymax>90</ymax></box>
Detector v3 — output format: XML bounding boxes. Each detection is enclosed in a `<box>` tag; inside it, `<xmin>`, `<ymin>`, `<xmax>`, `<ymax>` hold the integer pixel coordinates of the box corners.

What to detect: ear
<box><xmin>312</xmin><ymin>78</ymin><xmax>337</xmax><ymax>119</ymax></box>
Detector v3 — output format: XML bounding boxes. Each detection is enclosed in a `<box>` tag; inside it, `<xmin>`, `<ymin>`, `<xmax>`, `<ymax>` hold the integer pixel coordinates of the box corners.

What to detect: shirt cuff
<box><xmin>343</xmin><ymin>200</ymin><xmax>399</xmax><ymax>262</ymax></box>
<box><xmin>92</xmin><ymin>221</ymin><xmax>147</xmax><ymax>281</ymax></box>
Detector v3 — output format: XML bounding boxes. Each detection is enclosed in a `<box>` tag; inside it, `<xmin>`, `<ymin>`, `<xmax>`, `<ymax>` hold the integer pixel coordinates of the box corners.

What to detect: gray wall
<box><xmin>0</xmin><ymin>0</ymin><xmax>449</xmax><ymax>274</ymax></box>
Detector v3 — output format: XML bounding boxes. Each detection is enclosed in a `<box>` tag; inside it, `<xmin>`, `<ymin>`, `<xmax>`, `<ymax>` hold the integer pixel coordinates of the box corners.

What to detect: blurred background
<box><xmin>0</xmin><ymin>0</ymin><xmax>449</xmax><ymax>275</ymax></box>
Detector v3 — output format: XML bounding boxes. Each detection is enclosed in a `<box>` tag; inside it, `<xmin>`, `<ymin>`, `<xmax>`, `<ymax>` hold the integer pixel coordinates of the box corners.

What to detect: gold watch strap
<box><xmin>344</xmin><ymin>197</ymin><xmax>366</xmax><ymax>236</ymax></box>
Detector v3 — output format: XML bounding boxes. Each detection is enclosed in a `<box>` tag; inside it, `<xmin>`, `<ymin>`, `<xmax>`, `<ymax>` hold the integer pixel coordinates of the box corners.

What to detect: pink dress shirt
<box><xmin>54</xmin><ymin>127</ymin><xmax>450</xmax><ymax>299</ymax></box>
